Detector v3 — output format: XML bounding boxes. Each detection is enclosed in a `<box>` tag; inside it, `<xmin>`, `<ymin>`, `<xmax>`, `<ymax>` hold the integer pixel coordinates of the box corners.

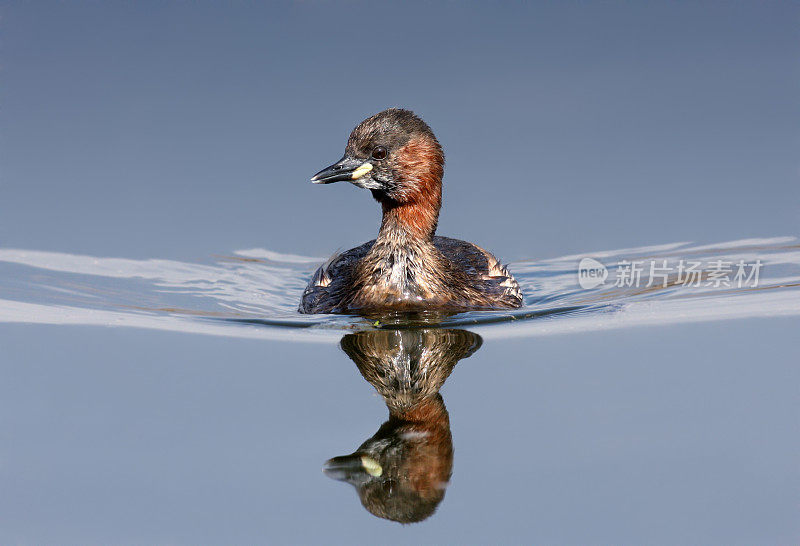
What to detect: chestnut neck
<box><xmin>376</xmin><ymin>191</ymin><xmax>441</xmax><ymax>244</ymax></box>
<box><xmin>374</xmin><ymin>133</ymin><xmax>444</xmax><ymax>245</ymax></box>
<box><xmin>391</xmin><ymin>394</ymin><xmax>449</xmax><ymax>425</ymax></box>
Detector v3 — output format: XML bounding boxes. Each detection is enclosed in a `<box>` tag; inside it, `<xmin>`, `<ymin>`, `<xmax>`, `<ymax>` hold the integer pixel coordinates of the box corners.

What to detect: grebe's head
<box><xmin>311</xmin><ymin>108</ymin><xmax>444</xmax><ymax>207</ymax></box>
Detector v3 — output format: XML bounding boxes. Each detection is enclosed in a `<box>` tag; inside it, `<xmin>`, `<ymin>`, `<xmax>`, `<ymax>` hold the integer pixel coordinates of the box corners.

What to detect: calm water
<box><xmin>1</xmin><ymin>237</ymin><xmax>798</xmax><ymax>543</ymax></box>
<box><xmin>2</xmin><ymin>2</ymin><xmax>799</xmax><ymax>543</ymax></box>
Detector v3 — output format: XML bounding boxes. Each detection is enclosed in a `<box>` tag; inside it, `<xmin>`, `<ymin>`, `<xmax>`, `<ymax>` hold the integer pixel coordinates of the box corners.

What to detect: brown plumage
<box><xmin>300</xmin><ymin>108</ymin><xmax>522</xmax><ymax>314</ymax></box>
<box><xmin>324</xmin><ymin>328</ymin><xmax>482</xmax><ymax>523</ymax></box>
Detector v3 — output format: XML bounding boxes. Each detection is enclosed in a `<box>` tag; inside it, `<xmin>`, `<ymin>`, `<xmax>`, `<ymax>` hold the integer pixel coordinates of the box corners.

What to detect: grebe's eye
<box><xmin>371</xmin><ymin>146</ymin><xmax>387</xmax><ymax>160</ymax></box>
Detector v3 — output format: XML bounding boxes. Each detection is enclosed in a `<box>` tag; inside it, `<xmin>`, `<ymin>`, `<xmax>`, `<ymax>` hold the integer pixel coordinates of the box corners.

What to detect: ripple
<box><xmin>0</xmin><ymin>236</ymin><xmax>798</xmax><ymax>342</ymax></box>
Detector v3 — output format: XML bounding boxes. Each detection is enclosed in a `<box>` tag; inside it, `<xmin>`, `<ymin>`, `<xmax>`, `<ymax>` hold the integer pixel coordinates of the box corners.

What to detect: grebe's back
<box><xmin>300</xmin><ymin>236</ymin><xmax>521</xmax><ymax>314</ymax></box>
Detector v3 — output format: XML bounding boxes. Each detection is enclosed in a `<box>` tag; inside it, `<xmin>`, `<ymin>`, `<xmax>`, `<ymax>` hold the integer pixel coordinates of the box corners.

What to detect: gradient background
<box><xmin>2</xmin><ymin>2</ymin><xmax>798</xmax><ymax>261</ymax></box>
<box><xmin>1</xmin><ymin>2</ymin><xmax>799</xmax><ymax>544</ymax></box>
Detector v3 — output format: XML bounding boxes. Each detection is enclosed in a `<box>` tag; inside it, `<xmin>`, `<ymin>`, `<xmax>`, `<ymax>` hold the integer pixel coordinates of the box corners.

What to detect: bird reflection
<box><xmin>324</xmin><ymin>328</ymin><xmax>482</xmax><ymax>523</ymax></box>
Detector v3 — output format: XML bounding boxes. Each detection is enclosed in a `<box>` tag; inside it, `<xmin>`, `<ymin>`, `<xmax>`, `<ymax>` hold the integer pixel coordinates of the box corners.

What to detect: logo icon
<box><xmin>578</xmin><ymin>257</ymin><xmax>608</xmax><ymax>289</ymax></box>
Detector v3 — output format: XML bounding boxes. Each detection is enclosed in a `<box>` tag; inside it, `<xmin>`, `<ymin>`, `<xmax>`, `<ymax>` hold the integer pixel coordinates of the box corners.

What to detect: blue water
<box><xmin>2</xmin><ymin>2</ymin><xmax>799</xmax><ymax>543</ymax></box>
<box><xmin>1</xmin><ymin>237</ymin><xmax>799</xmax><ymax>542</ymax></box>
<box><xmin>2</xmin><ymin>237</ymin><xmax>798</xmax><ymax>339</ymax></box>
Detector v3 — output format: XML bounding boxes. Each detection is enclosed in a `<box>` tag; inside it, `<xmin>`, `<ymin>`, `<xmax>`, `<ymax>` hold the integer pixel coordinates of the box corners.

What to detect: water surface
<box><xmin>1</xmin><ymin>236</ymin><xmax>798</xmax><ymax>543</ymax></box>
<box><xmin>1</xmin><ymin>236</ymin><xmax>798</xmax><ymax>340</ymax></box>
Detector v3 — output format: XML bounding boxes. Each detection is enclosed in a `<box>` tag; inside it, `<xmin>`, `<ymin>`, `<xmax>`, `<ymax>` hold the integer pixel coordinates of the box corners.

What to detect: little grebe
<box><xmin>299</xmin><ymin>108</ymin><xmax>522</xmax><ymax>314</ymax></box>
<box><xmin>325</xmin><ymin>328</ymin><xmax>481</xmax><ymax>523</ymax></box>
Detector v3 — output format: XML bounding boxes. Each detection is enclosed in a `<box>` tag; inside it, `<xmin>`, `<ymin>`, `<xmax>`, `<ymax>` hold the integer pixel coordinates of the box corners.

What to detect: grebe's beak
<box><xmin>323</xmin><ymin>454</ymin><xmax>382</xmax><ymax>484</ymax></box>
<box><xmin>311</xmin><ymin>155</ymin><xmax>373</xmax><ymax>184</ymax></box>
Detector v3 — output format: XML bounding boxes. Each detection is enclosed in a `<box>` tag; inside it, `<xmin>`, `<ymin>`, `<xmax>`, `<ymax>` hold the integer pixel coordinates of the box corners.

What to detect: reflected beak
<box><xmin>311</xmin><ymin>156</ymin><xmax>373</xmax><ymax>184</ymax></box>
<box><xmin>323</xmin><ymin>454</ymin><xmax>382</xmax><ymax>484</ymax></box>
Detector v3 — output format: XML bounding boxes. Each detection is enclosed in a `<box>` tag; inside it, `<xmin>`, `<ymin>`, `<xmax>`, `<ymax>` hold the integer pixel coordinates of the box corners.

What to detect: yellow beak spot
<box><xmin>361</xmin><ymin>456</ymin><xmax>383</xmax><ymax>477</ymax></box>
<box><xmin>351</xmin><ymin>162</ymin><xmax>373</xmax><ymax>180</ymax></box>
